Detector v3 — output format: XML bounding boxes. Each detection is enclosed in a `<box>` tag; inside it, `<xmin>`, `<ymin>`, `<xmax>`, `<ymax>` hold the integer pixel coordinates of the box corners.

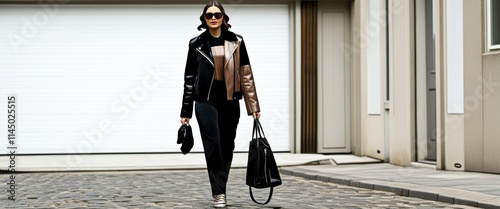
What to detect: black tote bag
<box><xmin>246</xmin><ymin>119</ymin><xmax>282</xmax><ymax>205</ymax></box>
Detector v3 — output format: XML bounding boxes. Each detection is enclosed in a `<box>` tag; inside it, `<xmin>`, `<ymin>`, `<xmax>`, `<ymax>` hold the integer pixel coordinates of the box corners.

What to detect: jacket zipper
<box><xmin>196</xmin><ymin>45</ymin><xmax>215</xmax><ymax>101</ymax></box>
<box><xmin>226</xmin><ymin>43</ymin><xmax>238</xmax><ymax>68</ymax></box>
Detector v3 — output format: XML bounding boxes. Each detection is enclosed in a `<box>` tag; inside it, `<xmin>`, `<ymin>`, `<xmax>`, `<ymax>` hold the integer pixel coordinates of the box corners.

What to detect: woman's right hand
<box><xmin>180</xmin><ymin>117</ymin><xmax>190</xmax><ymax>125</ymax></box>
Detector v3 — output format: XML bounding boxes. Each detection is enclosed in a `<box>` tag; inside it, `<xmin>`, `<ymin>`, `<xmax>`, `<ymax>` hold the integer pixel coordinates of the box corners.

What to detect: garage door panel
<box><xmin>0</xmin><ymin>4</ymin><xmax>290</xmax><ymax>154</ymax></box>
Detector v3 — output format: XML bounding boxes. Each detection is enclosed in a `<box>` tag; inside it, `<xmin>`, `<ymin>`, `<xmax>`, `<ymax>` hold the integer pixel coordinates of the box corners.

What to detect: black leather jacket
<box><xmin>180</xmin><ymin>30</ymin><xmax>260</xmax><ymax>118</ymax></box>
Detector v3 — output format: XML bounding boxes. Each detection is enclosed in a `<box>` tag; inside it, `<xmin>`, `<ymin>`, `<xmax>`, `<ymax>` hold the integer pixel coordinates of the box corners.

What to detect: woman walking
<box><xmin>179</xmin><ymin>1</ymin><xmax>260</xmax><ymax>208</ymax></box>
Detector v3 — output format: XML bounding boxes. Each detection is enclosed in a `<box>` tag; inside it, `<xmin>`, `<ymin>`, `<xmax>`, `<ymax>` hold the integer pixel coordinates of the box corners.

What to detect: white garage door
<box><xmin>0</xmin><ymin>4</ymin><xmax>291</xmax><ymax>154</ymax></box>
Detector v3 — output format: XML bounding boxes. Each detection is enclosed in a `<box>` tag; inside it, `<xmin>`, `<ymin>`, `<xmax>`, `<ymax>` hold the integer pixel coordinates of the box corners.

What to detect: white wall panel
<box><xmin>446</xmin><ymin>1</ymin><xmax>464</xmax><ymax>114</ymax></box>
<box><xmin>367</xmin><ymin>0</ymin><xmax>382</xmax><ymax>114</ymax></box>
<box><xmin>0</xmin><ymin>4</ymin><xmax>290</xmax><ymax>154</ymax></box>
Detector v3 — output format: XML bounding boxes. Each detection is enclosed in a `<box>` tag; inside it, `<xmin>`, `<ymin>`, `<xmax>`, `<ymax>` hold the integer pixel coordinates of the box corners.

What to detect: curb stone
<box><xmin>280</xmin><ymin>167</ymin><xmax>500</xmax><ymax>209</ymax></box>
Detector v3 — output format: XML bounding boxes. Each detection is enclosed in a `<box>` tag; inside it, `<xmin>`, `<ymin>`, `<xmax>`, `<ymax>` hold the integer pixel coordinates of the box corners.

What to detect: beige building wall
<box><xmin>334</xmin><ymin>0</ymin><xmax>500</xmax><ymax>174</ymax></box>
<box><xmin>443</xmin><ymin>115</ymin><xmax>464</xmax><ymax>171</ymax></box>
<box><xmin>387</xmin><ymin>0</ymin><xmax>415</xmax><ymax>166</ymax></box>
<box><xmin>435</xmin><ymin>0</ymin><xmax>446</xmax><ymax>170</ymax></box>
<box><xmin>361</xmin><ymin>0</ymin><xmax>387</xmax><ymax>161</ymax></box>
<box><xmin>351</xmin><ymin>0</ymin><xmax>363</xmax><ymax>156</ymax></box>
<box><xmin>463</xmin><ymin>0</ymin><xmax>500</xmax><ymax>174</ymax></box>
<box><xmin>482</xmin><ymin>54</ymin><xmax>500</xmax><ymax>173</ymax></box>
<box><xmin>463</xmin><ymin>0</ymin><xmax>483</xmax><ymax>172</ymax></box>
<box><xmin>441</xmin><ymin>0</ymin><xmax>465</xmax><ymax>171</ymax></box>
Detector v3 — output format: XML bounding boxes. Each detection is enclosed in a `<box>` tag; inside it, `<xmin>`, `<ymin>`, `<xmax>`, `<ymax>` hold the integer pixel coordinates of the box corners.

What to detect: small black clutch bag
<box><xmin>177</xmin><ymin>124</ymin><xmax>194</xmax><ymax>155</ymax></box>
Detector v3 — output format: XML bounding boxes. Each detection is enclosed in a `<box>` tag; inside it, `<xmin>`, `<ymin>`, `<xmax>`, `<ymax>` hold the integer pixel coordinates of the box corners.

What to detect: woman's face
<box><xmin>204</xmin><ymin>6</ymin><xmax>223</xmax><ymax>30</ymax></box>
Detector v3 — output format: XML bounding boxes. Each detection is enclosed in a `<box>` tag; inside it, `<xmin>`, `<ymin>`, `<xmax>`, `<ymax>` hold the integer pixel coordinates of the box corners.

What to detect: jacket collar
<box><xmin>196</xmin><ymin>29</ymin><xmax>238</xmax><ymax>46</ymax></box>
<box><xmin>195</xmin><ymin>29</ymin><xmax>239</xmax><ymax>67</ymax></box>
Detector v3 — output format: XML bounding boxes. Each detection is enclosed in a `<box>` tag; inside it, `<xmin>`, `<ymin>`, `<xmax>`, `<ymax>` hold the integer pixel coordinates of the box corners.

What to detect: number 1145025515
<box><xmin>7</xmin><ymin>96</ymin><xmax>16</xmax><ymax>145</ymax></box>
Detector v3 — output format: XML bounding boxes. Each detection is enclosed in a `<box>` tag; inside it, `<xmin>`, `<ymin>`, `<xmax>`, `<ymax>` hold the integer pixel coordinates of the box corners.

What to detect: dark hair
<box><xmin>197</xmin><ymin>1</ymin><xmax>231</xmax><ymax>31</ymax></box>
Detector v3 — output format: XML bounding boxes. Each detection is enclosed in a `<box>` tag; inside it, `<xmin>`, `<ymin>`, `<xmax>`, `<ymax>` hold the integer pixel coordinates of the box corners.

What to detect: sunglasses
<box><xmin>204</xmin><ymin>12</ymin><xmax>223</xmax><ymax>20</ymax></box>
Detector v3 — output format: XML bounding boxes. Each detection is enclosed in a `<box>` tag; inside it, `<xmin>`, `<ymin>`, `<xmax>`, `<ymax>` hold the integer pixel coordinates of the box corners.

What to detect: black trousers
<box><xmin>195</xmin><ymin>81</ymin><xmax>240</xmax><ymax>197</ymax></box>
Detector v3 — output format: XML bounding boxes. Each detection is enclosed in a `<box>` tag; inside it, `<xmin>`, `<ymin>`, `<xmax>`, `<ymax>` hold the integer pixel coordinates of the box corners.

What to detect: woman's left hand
<box><xmin>252</xmin><ymin>112</ymin><xmax>261</xmax><ymax>119</ymax></box>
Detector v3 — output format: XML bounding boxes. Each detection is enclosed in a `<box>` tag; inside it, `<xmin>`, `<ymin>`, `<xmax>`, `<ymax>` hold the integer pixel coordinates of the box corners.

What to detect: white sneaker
<box><xmin>213</xmin><ymin>194</ymin><xmax>226</xmax><ymax>208</ymax></box>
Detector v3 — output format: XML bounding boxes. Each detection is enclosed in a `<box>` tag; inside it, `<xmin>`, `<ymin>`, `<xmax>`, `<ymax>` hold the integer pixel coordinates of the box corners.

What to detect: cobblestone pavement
<box><xmin>1</xmin><ymin>169</ymin><xmax>478</xmax><ymax>209</ymax></box>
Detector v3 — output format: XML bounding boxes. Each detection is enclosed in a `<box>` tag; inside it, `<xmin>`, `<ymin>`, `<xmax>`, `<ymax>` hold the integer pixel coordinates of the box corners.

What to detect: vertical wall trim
<box><xmin>294</xmin><ymin>0</ymin><xmax>302</xmax><ymax>153</ymax></box>
<box><xmin>384</xmin><ymin>0</ymin><xmax>391</xmax><ymax>161</ymax></box>
<box><xmin>352</xmin><ymin>0</ymin><xmax>363</xmax><ymax>156</ymax></box>
<box><xmin>300</xmin><ymin>0</ymin><xmax>318</xmax><ymax>153</ymax></box>
<box><xmin>463</xmin><ymin>0</ymin><xmax>484</xmax><ymax>172</ymax></box>
<box><xmin>386</xmin><ymin>0</ymin><xmax>390</xmax><ymax>101</ymax></box>
<box><xmin>388</xmin><ymin>0</ymin><xmax>416</xmax><ymax>166</ymax></box>
<box><xmin>436</xmin><ymin>0</ymin><xmax>446</xmax><ymax>170</ymax></box>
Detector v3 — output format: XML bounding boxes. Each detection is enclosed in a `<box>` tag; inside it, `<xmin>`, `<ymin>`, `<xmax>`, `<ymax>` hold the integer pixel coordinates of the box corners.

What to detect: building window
<box><xmin>488</xmin><ymin>0</ymin><xmax>500</xmax><ymax>50</ymax></box>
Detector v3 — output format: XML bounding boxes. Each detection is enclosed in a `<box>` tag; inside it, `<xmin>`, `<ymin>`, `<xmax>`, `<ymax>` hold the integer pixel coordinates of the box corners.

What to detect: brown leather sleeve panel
<box><xmin>240</xmin><ymin>64</ymin><xmax>260</xmax><ymax>115</ymax></box>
